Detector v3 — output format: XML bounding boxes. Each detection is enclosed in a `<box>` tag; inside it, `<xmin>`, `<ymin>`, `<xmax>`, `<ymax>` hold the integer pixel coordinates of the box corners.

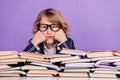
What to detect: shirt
<box><xmin>23</xmin><ymin>37</ymin><xmax>75</xmax><ymax>54</ymax></box>
<box><xmin>36</xmin><ymin>43</ymin><xmax>61</xmax><ymax>55</ymax></box>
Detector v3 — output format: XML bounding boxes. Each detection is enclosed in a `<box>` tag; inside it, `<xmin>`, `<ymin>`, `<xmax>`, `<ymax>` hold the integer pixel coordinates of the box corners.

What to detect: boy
<box><xmin>23</xmin><ymin>8</ymin><xmax>75</xmax><ymax>55</ymax></box>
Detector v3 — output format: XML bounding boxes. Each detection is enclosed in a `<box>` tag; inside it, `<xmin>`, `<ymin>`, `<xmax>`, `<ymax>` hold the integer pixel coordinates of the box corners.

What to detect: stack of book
<box><xmin>0</xmin><ymin>49</ymin><xmax>120</xmax><ymax>78</ymax></box>
<box><xmin>0</xmin><ymin>51</ymin><xmax>72</xmax><ymax>77</ymax></box>
<box><xmin>0</xmin><ymin>51</ymin><xmax>26</xmax><ymax>76</ymax></box>
<box><xmin>59</xmin><ymin>49</ymin><xmax>120</xmax><ymax>78</ymax></box>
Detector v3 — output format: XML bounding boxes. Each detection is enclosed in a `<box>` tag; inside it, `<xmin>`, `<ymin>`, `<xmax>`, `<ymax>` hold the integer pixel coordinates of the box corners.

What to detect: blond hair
<box><xmin>33</xmin><ymin>8</ymin><xmax>69</xmax><ymax>35</ymax></box>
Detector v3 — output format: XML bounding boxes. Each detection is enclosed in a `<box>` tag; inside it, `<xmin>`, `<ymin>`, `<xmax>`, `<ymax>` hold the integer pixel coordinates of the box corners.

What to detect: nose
<box><xmin>46</xmin><ymin>27</ymin><xmax>52</xmax><ymax>35</ymax></box>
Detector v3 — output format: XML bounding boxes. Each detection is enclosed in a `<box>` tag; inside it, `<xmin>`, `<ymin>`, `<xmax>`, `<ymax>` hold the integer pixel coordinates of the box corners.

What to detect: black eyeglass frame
<box><xmin>37</xmin><ymin>24</ymin><xmax>61</xmax><ymax>32</ymax></box>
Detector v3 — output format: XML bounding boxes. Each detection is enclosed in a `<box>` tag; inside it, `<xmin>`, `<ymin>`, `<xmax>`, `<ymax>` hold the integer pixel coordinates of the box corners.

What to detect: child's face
<box><xmin>40</xmin><ymin>16</ymin><xmax>56</xmax><ymax>45</ymax></box>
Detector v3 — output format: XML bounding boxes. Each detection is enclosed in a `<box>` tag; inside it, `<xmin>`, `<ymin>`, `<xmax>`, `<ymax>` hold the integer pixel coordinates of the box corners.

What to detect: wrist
<box><xmin>60</xmin><ymin>37</ymin><xmax>67</xmax><ymax>43</ymax></box>
<box><xmin>31</xmin><ymin>40</ymin><xmax>38</xmax><ymax>47</ymax></box>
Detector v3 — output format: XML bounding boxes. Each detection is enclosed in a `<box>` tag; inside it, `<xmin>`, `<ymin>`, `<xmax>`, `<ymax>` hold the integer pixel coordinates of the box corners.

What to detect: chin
<box><xmin>46</xmin><ymin>39</ymin><xmax>54</xmax><ymax>45</ymax></box>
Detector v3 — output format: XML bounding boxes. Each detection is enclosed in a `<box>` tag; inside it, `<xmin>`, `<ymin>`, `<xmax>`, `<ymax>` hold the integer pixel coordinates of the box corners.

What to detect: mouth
<box><xmin>46</xmin><ymin>36</ymin><xmax>54</xmax><ymax>39</ymax></box>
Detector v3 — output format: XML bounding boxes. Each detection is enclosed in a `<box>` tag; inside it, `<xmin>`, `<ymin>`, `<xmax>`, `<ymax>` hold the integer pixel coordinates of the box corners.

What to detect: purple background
<box><xmin>0</xmin><ymin>0</ymin><xmax>120</xmax><ymax>52</ymax></box>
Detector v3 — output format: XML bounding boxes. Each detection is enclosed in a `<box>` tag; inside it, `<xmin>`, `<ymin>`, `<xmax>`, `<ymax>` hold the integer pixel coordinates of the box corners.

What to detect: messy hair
<box><xmin>33</xmin><ymin>8</ymin><xmax>69</xmax><ymax>35</ymax></box>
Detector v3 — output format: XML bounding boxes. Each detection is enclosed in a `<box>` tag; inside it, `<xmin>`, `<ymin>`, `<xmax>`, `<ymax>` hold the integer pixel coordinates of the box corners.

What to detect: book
<box><xmin>19</xmin><ymin>52</ymin><xmax>48</xmax><ymax>62</ymax></box>
<box><xmin>20</xmin><ymin>55</ymin><xmax>48</xmax><ymax>62</ymax></box>
<box><xmin>91</xmin><ymin>67</ymin><xmax>119</xmax><ymax>71</ymax></box>
<box><xmin>0</xmin><ymin>66</ymin><xmax>21</xmax><ymax>71</ymax></box>
<box><xmin>0</xmin><ymin>51</ymin><xmax>18</xmax><ymax>56</ymax></box>
<box><xmin>0</xmin><ymin>58</ymin><xmax>27</xmax><ymax>65</ymax></box>
<box><xmin>91</xmin><ymin>56</ymin><xmax>120</xmax><ymax>62</ymax></box>
<box><xmin>59</xmin><ymin>72</ymin><xmax>88</xmax><ymax>78</ymax></box>
<box><xmin>64</xmin><ymin>68</ymin><xmax>90</xmax><ymax>73</ymax></box>
<box><xmin>0</xmin><ymin>58</ymin><xmax>26</xmax><ymax>63</ymax></box>
<box><xmin>44</xmin><ymin>54</ymin><xmax>71</xmax><ymax>59</ymax></box>
<box><xmin>0</xmin><ymin>64</ymin><xmax>48</xmax><ymax>73</ymax></box>
<box><xmin>0</xmin><ymin>73</ymin><xmax>20</xmax><ymax>77</ymax></box>
<box><xmin>65</xmin><ymin>63</ymin><xmax>95</xmax><ymax>69</ymax></box>
<box><xmin>27</xmin><ymin>74</ymin><xmax>53</xmax><ymax>77</ymax></box>
<box><xmin>27</xmin><ymin>69</ymin><xmax>58</xmax><ymax>76</ymax></box>
<box><xmin>60</xmin><ymin>48</ymin><xmax>86</xmax><ymax>56</ymax></box>
<box><xmin>89</xmin><ymin>73</ymin><xmax>117</xmax><ymax>78</ymax></box>
<box><xmin>0</xmin><ymin>64</ymin><xmax>15</xmax><ymax>70</ymax></box>
<box><xmin>89</xmin><ymin>68</ymin><xmax>120</xmax><ymax>78</ymax></box>
<box><xmin>19</xmin><ymin>52</ymin><xmax>45</xmax><ymax>59</ymax></box>
<box><xmin>49</xmin><ymin>56</ymin><xmax>80</xmax><ymax>63</ymax></box>
<box><xmin>86</xmin><ymin>50</ymin><xmax>113</xmax><ymax>58</ymax></box>
<box><xmin>19</xmin><ymin>52</ymin><xmax>72</xmax><ymax>62</ymax></box>
<box><xmin>29</xmin><ymin>60</ymin><xmax>61</xmax><ymax>71</ymax></box>
<box><xmin>62</xmin><ymin>59</ymin><xmax>90</xmax><ymax>64</ymax></box>
<box><xmin>20</xmin><ymin>65</ymin><xmax>47</xmax><ymax>70</ymax></box>
<box><xmin>0</xmin><ymin>54</ymin><xmax>19</xmax><ymax>60</ymax></box>
<box><xmin>95</xmin><ymin>58</ymin><xmax>120</xmax><ymax>70</ymax></box>
<box><xmin>0</xmin><ymin>70</ymin><xmax>26</xmax><ymax>76</ymax></box>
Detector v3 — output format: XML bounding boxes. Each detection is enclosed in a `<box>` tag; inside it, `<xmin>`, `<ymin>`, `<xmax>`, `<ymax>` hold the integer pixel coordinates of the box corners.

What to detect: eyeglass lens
<box><xmin>38</xmin><ymin>24</ymin><xmax>60</xmax><ymax>32</ymax></box>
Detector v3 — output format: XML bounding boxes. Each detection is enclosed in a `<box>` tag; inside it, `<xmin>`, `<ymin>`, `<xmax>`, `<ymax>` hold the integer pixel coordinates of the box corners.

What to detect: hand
<box><xmin>31</xmin><ymin>31</ymin><xmax>46</xmax><ymax>47</ymax></box>
<box><xmin>54</xmin><ymin>29</ymin><xmax>67</xmax><ymax>43</ymax></box>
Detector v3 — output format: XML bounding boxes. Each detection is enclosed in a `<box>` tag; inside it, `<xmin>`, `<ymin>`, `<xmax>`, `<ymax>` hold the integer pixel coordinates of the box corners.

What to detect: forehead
<box><xmin>40</xmin><ymin>16</ymin><xmax>52</xmax><ymax>24</ymax></box>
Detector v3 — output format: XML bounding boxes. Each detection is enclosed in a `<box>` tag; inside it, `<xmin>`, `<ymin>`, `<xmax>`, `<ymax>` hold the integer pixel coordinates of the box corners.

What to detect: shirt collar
<box><xmin>43</xmin><ymin>42</ymin><xmax>57</xmax><ymax>50</ymax></box>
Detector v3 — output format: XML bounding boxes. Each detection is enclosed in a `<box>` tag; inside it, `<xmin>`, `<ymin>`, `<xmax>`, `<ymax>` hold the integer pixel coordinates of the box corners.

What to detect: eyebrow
<box><xmin>40</xmin><ymin>23</ymin><xmax>55</xmax><ymax>25</ymax></box>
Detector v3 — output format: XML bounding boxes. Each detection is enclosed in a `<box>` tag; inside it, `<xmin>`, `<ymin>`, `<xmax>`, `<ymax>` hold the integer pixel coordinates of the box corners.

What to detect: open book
<box><xmin>0</xmin><ymin>51</ymin><xmax>19</xmax><ymax>60</ymax></box>
<box><xmin>44</xmin><ymin>54</ymin><xmax>71</xmax><ymax>59</ymax></box>
<box><xmin>60</xmin><ymin>48</ymin><xmax>86</xmax><ymax>56</ymax></box>
<box><xmin>65</xmin><ymin>62</ymin><xmax>95</xmax><ymax>69</ymax></box>
<box><xmin>89</xmin><ymin>67</ymin><xmax>120</xmax><ymax>78</ymax></box>
<box><xmin>0</xmin><ymin>70</ymin><xmax>26</xmax><ymax>77</ymax></box>
<box><xmin>91</xmin><ymin>56</ymin><xmax>120</xmax><ymax>62</ymax></box>
<box><xmin>0</xmin><ymin>51</ymin><xmax>18</xmax><ymax>56</ymax></box>
<box><xmin>29</xmin><ymin>60</ymin><xmax>62</xmax><ymax>71</ymax></box>
<box><xmin>49</xmin><ymin>56</ymin><xmax>80</xmax><ymax>63</ymax></box>
<box><xmin>59</xmin><ymin>72</ymin><xmax>88</xmax><ymax>78</ymax></box>
<box><xmin>95</xmin><ymin>58</ymin><xmax>120</xmax><ymax>70</ymax></box>
<box><xmin>61</xmin><ymin>58</ymin><xmax>90</xmax><ymax>64</ymax></box>
<box><xmin>89</xmin><ymin>72</ymin><xmax>118</xmax><ymax>78</ymax></box>
<box><xmin>86</xmin><ymin>50</ymin><xmax>113</xmax><ymax>58</ymax></box>
<box><xmin>26</xmin><ymin>69</ymin><xmax>58</xmax><ymax>77</ymax></box>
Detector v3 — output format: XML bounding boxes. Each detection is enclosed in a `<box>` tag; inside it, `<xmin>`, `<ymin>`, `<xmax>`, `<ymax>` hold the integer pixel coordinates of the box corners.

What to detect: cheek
<box><xmin>53</xmin><ymin>32</ymin><xmax>56</xmax><ymax>36</ymax></box>
<box><xmin>42</xmin><ymin>32</ymin><xmax>47</xmax><ymax>36</ymax></box>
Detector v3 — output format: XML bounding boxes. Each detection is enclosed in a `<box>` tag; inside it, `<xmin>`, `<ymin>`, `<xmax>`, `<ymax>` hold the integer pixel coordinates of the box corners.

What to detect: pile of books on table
<box><xmin>0</xmin><ymin>49</ymin><xmax>120</xmax><ymax>78</ymax></box>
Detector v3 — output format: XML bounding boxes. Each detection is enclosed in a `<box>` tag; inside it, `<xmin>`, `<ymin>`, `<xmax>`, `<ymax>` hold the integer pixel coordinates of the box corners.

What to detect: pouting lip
<box><xmin>46</xmin><ymin>36</ymin><xmax>54</xmax><ymax>38</ymax></box>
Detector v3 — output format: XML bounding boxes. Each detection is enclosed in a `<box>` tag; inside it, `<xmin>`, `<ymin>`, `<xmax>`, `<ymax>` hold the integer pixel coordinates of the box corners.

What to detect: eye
<box><xmin>40</xmin><ymin>25</ymin><xmax>47</xmax><ymax>28</ymax></box>
<box><xmin>51</xmin><ymin>25</ymin><xmax>58</xmax><ymax>28</ymax></box>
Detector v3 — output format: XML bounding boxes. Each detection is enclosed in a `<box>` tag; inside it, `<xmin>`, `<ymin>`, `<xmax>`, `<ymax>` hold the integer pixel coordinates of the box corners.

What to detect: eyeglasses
<box><xmin>38</xmin><ymin>24</ymin><xmax>61</xmax><ymax>32</ymax></box>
